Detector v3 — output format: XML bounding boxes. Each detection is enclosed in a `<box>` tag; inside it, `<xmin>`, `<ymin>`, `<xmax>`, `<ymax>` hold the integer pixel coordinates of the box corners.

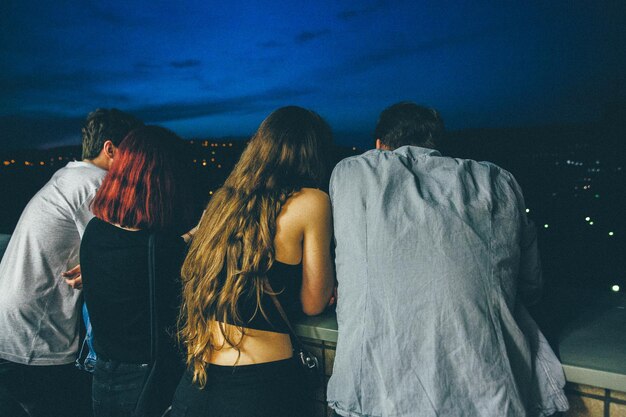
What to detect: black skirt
<box><xmin>170</xmin><ymin>358</ymin><xmax>313</xmax><ymax>417</ymax></box>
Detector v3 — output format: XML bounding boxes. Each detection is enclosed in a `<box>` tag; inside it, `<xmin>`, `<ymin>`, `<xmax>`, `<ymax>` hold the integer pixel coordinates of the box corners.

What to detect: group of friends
<box><xmin>0</xmin><ymin>103</ymin><xmax>569</xmax><ymax>417</ymax></box>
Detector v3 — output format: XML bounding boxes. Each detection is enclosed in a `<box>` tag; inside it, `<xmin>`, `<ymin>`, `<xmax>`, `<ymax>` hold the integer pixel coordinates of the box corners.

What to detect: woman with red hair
<box><xmin>80</xmin><ymin>126</ymin><xmax>194</xmax><ymax>417</ymax></box>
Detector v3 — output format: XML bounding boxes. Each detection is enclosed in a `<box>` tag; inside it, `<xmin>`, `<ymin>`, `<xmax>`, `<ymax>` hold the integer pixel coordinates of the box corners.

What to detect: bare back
<box><xmin>209</xmin><ymin>187</ymin><xmax>334</xmax><ymax>365</ymax></box>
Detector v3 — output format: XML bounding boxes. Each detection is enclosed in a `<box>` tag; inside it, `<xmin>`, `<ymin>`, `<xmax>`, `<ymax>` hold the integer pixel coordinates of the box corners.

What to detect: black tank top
<box><xmin>227</xmin><ymin>260</ymin><xmax>303</xmax><ymax>334</ymax></box>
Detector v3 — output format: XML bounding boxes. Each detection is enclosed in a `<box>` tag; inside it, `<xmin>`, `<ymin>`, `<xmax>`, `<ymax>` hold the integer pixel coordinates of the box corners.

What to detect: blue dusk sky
<box><xmin>1</xmin><ymin>0</ymin><xmax>625</xmax><ymax>150</ymax></box>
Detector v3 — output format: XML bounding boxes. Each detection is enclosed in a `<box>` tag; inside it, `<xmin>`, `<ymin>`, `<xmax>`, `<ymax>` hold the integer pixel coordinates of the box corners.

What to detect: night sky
<box><xmin>1</xmin><ymin>0</ymin><xmax>625</xmax><ymax>150</ymax></box>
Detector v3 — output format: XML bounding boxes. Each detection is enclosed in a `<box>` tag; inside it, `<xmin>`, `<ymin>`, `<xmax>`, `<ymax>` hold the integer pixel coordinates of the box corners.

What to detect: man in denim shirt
<box><xmin>327</xmin><ymin>102</ymin><xmax>568</xmax><ymax>417</ymax></box>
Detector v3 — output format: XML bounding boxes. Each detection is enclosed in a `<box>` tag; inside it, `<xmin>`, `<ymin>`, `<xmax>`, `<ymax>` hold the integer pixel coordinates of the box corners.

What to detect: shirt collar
<box><xmin>393</xmin><ymin>145</ymin><xmax>441</xmax><ymax>159</ymax></box>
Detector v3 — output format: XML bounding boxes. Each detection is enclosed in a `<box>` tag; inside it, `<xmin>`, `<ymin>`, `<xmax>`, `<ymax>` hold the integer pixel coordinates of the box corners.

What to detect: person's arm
<box><xmin>509</xmin><ymin>174</ymin><xmax>543</xmax><ymax>306</ymax></box>
<box><xmin>66</xmin><ymin>193</ymin><xmax>98</xmax><ymax>289</ymax></box>
<box><xmin>73</xmin><ymin>191</ymin><xmax>98</xmax><ymax>238</ymax></box>
<box><xmin>299</xmin><ymin>190</ymin><xmax>335</xmax><ymax>315</ymax></box>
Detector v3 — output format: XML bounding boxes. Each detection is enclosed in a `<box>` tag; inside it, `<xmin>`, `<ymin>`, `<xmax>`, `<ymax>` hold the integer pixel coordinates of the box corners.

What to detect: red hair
<box><xmin>91</xmin><ymin>126</ymin><xmax>190</xmax><ymax>232</ymax></box>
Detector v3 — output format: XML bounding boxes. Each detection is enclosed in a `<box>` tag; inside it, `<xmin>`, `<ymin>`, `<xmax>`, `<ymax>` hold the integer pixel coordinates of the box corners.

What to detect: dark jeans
<box><xmin>170</xmin><ymin>359</ymin><xmax>311</xmax><ymax>417</ymax></box>
<box><xmin>92</xmin><ymin>358</ymin><xmax>150</xmax><ymax>417</ymax></box>
<box><xmin>0</xmin><ymin>358</ymin><xmax>92</xmax><ymax>417</ymax></box>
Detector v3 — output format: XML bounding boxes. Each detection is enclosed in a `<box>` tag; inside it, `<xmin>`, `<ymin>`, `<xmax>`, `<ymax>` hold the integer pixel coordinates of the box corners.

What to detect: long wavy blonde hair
<box><xmin>179</xmin><ymin>106</ymin><xmax>333</xmax><ymax>386</ymax></box>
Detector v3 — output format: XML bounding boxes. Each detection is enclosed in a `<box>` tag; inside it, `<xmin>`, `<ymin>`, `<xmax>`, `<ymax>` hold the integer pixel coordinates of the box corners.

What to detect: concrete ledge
<box><xmin>563</xmin><ymin>364</ymin><xmax>626</xmax><ymax>393</ymax></box>
<box><xmin>559</xmin><ymin>293</ymin><xmax>626</xmax><ymax>392</ymax></box>
<box><xmin>295</xmin><ymin>311</ymin><xmax>338</xmax><ymax>343</ymax></box>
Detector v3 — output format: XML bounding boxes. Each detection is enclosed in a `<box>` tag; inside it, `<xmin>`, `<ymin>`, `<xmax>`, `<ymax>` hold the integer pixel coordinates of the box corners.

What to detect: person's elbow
<box><xmin>301</xmin><ymin>299</ymin><xmax>329</xmax><ymax>316</ymax></box>
<box><xmin>302</xmin><ymin>306</ymin><xmax>325</xmax><ymax>316</ymax></box>
<box><xmin>301</xmin><ymin>288</ymin><xmax>333</xmax><ymax>316</ymax></box>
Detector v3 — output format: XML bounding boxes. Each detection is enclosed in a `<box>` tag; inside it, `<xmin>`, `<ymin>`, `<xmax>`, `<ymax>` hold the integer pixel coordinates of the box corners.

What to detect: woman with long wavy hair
<box><xmin>172</xmin><ymin>106</ymin><xmax>335</xmax><ymax>417</ymax></box>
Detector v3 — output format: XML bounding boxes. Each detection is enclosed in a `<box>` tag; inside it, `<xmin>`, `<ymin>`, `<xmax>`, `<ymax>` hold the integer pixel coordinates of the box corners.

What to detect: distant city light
<box><xmin>544</xmin><ymin>224</ymin><xmax>549</xmax><ymax>229</ymax></box>
<box><xmin>589</xmin><ymin>222</ymin><xmax>594</xmax><ymax>225</ymax></box>
<box><xmin>608</xmin><ymin>232</ymin><xmax>614</xmax><ymax>236</ymax></box>
<box><xmin>585</xmin><ymin>217</ymin><xmax>590</xmax><ymax>221</ymax></box>
<box><xmin>525</xmin><ymin>208</ymin><xmax>530</xmax><ymax>213</ymax></box>
<box><xmin>595</xmin><ymin>194</ymin><xmax>600</xmax><ymax>198</ymax></box>
<box><xmin>612</xmin><ymin>285</ymin><xmax>620</xmax><ymax>292</ymax></box>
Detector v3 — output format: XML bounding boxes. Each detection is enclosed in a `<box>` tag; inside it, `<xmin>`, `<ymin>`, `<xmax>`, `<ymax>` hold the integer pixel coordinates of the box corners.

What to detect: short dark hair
<box><xmin>81</xmin><ymin>108</ymin><xmax>143</xmax><ymax>159</ymax></box>
<box><xmin>374</xmin><ymin>102</ymin><xmax>444</xmax><ymax>149</ymax></box>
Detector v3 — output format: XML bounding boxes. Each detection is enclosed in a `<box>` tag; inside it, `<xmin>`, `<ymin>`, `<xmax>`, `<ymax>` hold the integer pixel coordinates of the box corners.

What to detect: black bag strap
<box><xmin>266</xmin><ymin>281</ymin><xmax>304</xmax><ymax>350</ymax></box>
<box><xmin>147</xmin><ymin>233</ymin><xmax>159</xmax><ymax>362</ymax></box>
<box><xmin>133</xmin><ymin>233</ymin><xmax>160</xmax><ymax>417</ymax></box>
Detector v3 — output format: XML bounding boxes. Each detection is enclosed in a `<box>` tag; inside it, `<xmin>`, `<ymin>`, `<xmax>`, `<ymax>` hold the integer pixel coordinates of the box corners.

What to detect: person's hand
<box><xmin>63</xmin><ymin>265</ymin><xmax>82</xmax><ymax>290</ymax></box>
<box><xmin>328</xmin><ymin>285</ymin><xmax>338</xmax><ymax>307</ymax></box>
<box><xmin>182</xmin><ymin>225</ymin><xmax>199</xmax><ymax>243</ymax></box>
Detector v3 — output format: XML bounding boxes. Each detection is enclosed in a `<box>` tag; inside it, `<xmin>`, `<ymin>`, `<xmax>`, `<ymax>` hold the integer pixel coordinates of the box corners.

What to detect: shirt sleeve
<box><xmin>73</xmin><ymin>191</ymin><xmax>97</xmax><ymax>238</ymax></box>
<box><xmin>507</xmin><ymin>173</ymin><xmax>543</xmax><ymax>306</ymax></box>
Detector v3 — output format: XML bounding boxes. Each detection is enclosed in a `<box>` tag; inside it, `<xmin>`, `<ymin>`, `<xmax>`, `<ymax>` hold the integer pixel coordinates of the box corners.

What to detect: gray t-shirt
<box><xmin>0</xmin><ymin>161</ymin><xmax>106</xmax><ymax>365</ymax></box>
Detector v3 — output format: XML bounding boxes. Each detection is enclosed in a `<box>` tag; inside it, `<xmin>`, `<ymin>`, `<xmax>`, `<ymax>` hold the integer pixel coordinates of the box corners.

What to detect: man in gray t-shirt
<box><xmin>0</xmin><ymin>109</ymin><xmax>142</xmax><ymax>417</ymax></box>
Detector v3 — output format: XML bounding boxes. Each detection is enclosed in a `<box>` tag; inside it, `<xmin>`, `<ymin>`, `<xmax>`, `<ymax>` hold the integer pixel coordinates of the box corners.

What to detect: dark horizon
<box><xmin>1</xmin><ymin>111</ymin><xmax>624</xmax><ymax>154</ymax></box>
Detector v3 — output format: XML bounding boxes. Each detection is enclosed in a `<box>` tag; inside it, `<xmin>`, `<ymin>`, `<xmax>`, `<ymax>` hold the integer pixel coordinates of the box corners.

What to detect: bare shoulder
<box><xmin>289</xmin><ymin>187</ymin><xmax>330</xmax><ymax>209</ymax></box>
<box><xmin>283</xmin><ymin>188</ymin><xmax>331</xmax><ymax>223</ymax></box>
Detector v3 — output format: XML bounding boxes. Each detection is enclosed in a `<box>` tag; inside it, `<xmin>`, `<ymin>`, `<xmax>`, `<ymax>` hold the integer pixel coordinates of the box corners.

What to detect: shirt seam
<box><xmin>358</xmin><ymin>198</ymin><xmax>369</xmax><ymax>410</ymax></box>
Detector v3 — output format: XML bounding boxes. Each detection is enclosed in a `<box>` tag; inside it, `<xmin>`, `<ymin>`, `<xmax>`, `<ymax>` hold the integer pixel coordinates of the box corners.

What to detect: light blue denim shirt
<box><xmin>327</xmin><ymin>146</ymin><xmax>568</xmax><ymax>417</ymax></box>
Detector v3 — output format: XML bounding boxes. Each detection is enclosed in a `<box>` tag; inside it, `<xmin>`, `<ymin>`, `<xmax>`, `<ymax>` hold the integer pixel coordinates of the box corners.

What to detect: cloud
<box><xmin>257</xmin><ymin>40</ymin><xmax>283</xmax><ymax>48</ymax></box>
<box><xmin>131</xmin><ymin>86</ymin><xmax>317</xmax><ymax>122</ymax></box>
<box><xmin>0</xmin><ymin>70</ymin><xmax>135</xmax><ymax>97</ymax></box>
<box><xmin>170</xmin><ymin>59</ymin><xmax>202</xmax><ymax>69</ymax></box>
<box><xmin>0</xmin><ymin>71</ymin><xmax>133</xmax><ymax>117</ymax></box>
<box><xmin>337</xmin><ymin>10</ymin><xmax>359</xmax><ymax>20</ymax></box>
<box><xmin>335</xmin><ymin>26</ymin><xmax>504</xmax><ymax>75</ymax></box>
<box><xmin>0</xmin><ymin>86</ymin><xmax>318</xmax><ymax>149</ymax></box>
<box><xmin>84</xmin><ymin>1</ymin><xmax>129</xmax><ymax>26</ymax></box>
<box><xmin>135</xmin><ymin>62</ymin><xmax>161</xmax><ymax>70</ymax></box>
<box><xmin>337</xmin><ymin>1</ymin><xmax>385</xmax><ymax>21</ymax></box>
<box><xmin>0</xmin><ymin>114</ymin><xmax>84</xmax><ymax>150</ymax></box>
<box><xmin>295</xmin><ymin>30</ymin><xmax>330</xmax><ymax>44</ymax></box>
